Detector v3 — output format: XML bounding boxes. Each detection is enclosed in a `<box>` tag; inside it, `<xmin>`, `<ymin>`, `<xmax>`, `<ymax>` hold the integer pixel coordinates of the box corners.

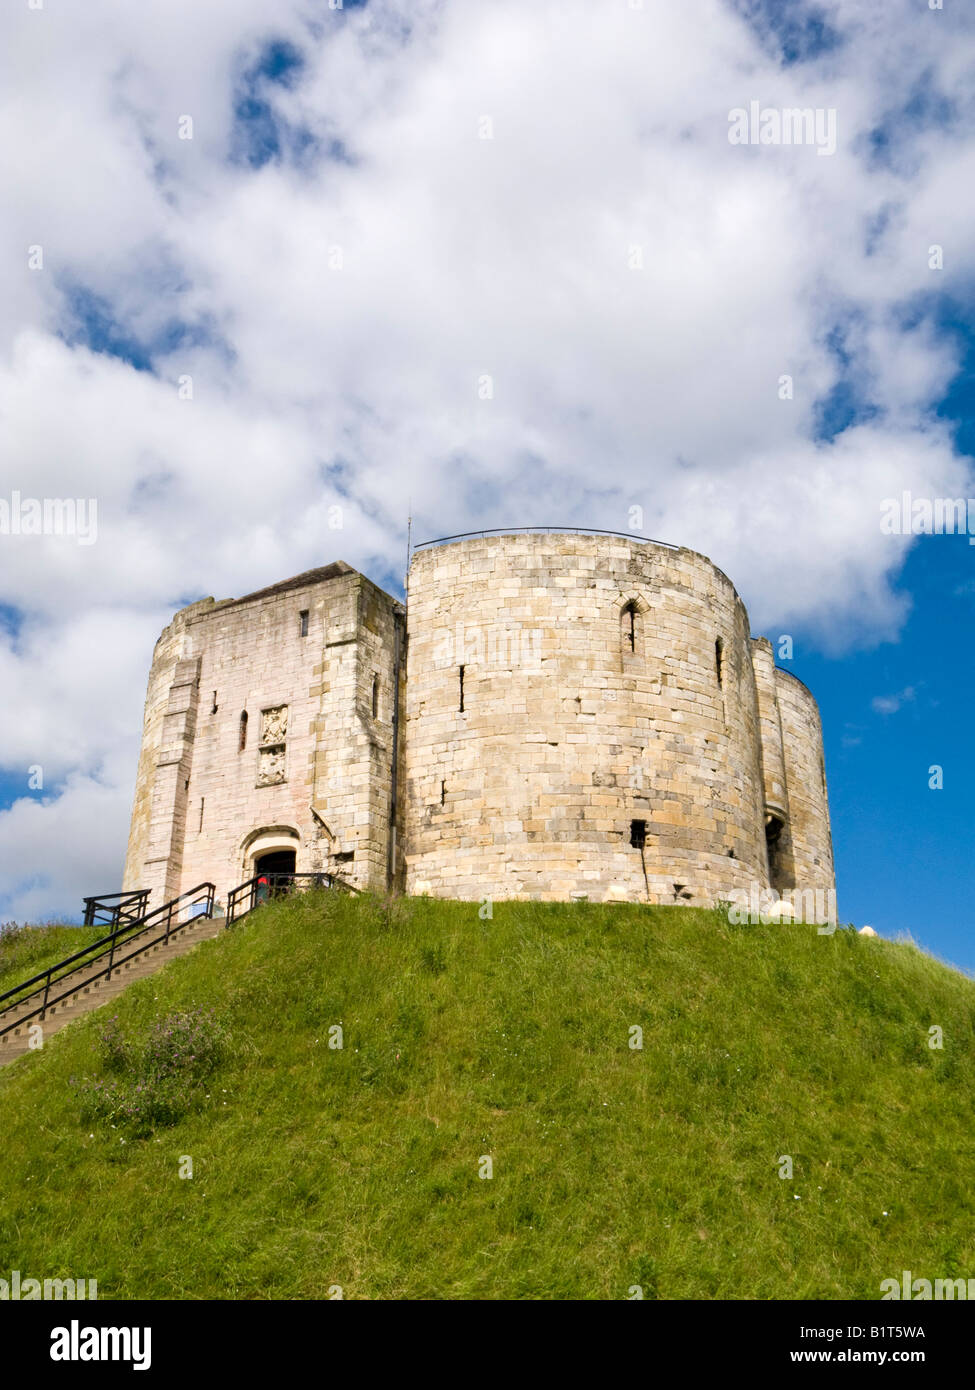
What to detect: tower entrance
<box><xmin>240</xmin><ymin>826</ymin><xmax>301</xmax><ymax>883</ymax></box>
<box><xmin>254</xmin><ymin>849</ymin><xmax>296</xmax><ymax>878</ymax></box>
<box><xmin>252</xmin><ymin>847</ymin><xmax>297</xmax><ymax>905</ymax></box>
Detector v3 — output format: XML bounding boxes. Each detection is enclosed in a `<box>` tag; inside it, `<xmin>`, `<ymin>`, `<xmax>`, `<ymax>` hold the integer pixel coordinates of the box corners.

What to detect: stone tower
<box><xmin>123</xmin><ymin>532</ymin><xmax>835</xmax><ymax>915</ymax></box>
<box><xmin>402</xmin><ymin>533</ymin><xmax>834</xmax><ymax>910</ymax></box>
<box><xmin>123</xmin><ymin>563</ymin><xmax>405</xmax><ymax>907</ymax></box>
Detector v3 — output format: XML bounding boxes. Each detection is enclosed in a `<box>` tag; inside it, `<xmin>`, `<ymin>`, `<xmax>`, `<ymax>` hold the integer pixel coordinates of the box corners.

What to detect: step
<box><xmin>0</xmin><ymin>916</ymin><xmax>225</xmax><ymax>1066</ymax></box>
<box><xmin>0</xmin><ymin>918</ymin><xmax>221</xmax><ymax>1021</ymax></box>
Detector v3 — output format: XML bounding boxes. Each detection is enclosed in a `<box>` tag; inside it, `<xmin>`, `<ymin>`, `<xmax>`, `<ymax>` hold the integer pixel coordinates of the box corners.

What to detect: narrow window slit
<box><xmin>622</xmin><ymin>601</ymin><xmax>637</xmax><ymax>653</ymax></box>
<box><xmin>238</xmin><ymin>710</ymin><xmax>248</xmax><ymax>752</ymax></box>
<box><xmin>459</xmin><ymin>665</ymin><xmax>465</xmax><ymax>712</ymax></box>
<box><xmin>765</xmin><ymin>812</ymin><xmax>788</xmax><ymax>892</ymax></box>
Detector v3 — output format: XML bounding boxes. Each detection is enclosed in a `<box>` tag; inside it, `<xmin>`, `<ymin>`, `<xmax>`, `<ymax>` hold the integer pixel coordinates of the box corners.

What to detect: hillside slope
<box><xmin>0</xmin><ymin>890</ymin><xmax>972</xmax><ymax>1300</ymax></box>
<box><xmin>0</xmin><ymin>925</ymin><xmax>105</xmax><ymax>999</ymax></box>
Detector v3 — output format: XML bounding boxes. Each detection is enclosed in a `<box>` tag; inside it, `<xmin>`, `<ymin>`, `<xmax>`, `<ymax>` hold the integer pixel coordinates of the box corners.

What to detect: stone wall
<box><xmin>122</xmin><ymin>566</ymin><xmax>404</xmax><ymax>909</ymax></box>
<box><xmin>122</xmin><ymin>600</ymin><xmax>207</xmax><ymax>908</ymax></box>
<box><xmin>402</xmin><ymin>533</ymin><xmax>775</xmax><ymax>905</ymax></box>
<box><xmin>750</xmin><ymin>637</ymin><xmax>796</xmax><ymax>892</ymax></box>
<box><xmin>774</xmin><ymin>668</ymin><xmax>835</xmax><ymax>905</ymax></box>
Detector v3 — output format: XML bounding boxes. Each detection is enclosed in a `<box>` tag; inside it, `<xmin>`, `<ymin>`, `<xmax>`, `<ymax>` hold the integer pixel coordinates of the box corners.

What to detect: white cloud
<box><xmin>0</xmin><ymin>768</ymin><xmax>133</xmax><ymax>925</ymax></box>
<box><xmin>871</xmin><ymin>686</ymin><xmax>917</xmax><ymax>716</ymax></box>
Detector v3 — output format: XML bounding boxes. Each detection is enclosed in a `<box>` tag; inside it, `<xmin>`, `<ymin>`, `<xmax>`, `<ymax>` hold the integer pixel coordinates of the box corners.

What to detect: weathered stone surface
<box><xmin>260</xmin><ymin>705</ymin><xmax>289</xmax><ymax>746</ymax></box>
<box><xmin>123</xmin><ymin>566</ymin><xmax>405</xmax><ymax>909</ymax></box>
<box><xmin>256</xmin><ymin>745</ymin><xmax>286</xmax><ymax>787</ymax></box>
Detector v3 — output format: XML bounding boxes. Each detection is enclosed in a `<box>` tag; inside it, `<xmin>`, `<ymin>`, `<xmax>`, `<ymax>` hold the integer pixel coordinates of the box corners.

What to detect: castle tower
<box><xmin>123</xmin><ymin>564</ymin><xmax>405</xmax><ymax>909</ymax></box>
<box><xmin>402</xmin><ymin>532</ymin><xmax>835</xmax><ymax>910</ymax></box>
<box><xmin>123</xmin><ymin>531</ymin><xmax>834</xmax><ymax>916</ymax></box>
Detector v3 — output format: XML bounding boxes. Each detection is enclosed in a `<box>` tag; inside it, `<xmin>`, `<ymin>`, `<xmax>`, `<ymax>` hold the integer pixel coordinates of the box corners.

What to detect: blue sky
<box><xmin>795</xmin><ymin>282</ymin><xmax>975</xmax><ymax>972</ymax></box>
<box><xmin>770</xmin><ymin>533</ymin><xmax>975</xmax><ymax>973</ymax></box>
<box><xmin>1</xmin><ymin>0</ymin><xmax>974</xmax><ymax>973</ymax></box>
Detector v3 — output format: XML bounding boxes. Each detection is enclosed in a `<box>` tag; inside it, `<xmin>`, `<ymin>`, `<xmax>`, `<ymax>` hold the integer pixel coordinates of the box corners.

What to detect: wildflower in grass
<box><xmin>71</xmin><ymin>1009</ymin><xmax>230</xmax><ymax>1135</ymax></box>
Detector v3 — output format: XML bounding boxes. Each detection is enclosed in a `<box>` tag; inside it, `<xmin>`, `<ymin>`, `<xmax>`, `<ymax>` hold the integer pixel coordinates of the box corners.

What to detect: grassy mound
<box><xmin>0</xmin><ymin>891</ymin><xmax>972</xmax><ymax>1299</ymax></box>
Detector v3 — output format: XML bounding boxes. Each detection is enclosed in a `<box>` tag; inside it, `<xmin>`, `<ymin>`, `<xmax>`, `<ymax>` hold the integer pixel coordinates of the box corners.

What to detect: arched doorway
<box><xmin>241</xmin><ymin>827</ymin><xmax>300</xmax><ymax>873</ymax></box>
<box><xmin>254</xmin><ymin>848</ymin><xmax>296</xmax><ymax>878</ymax></box>
<box><xmin>253</xmin><ymin>847</ymin><xmax>296</xmax><ymax>904</ymax></box>
<box><xmin>239</xmin><ymin>827</ymin><xmax>301</xmax><ymax>898</ymax></box>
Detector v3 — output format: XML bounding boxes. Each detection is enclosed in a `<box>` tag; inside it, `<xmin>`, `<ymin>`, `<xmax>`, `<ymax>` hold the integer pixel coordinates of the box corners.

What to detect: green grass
<box><xmin>0</xmin><ymin>891</ymin><xmax>973</xmax><ymax>1300</ymax></box>
<box><xmin>0</xmin><ymin>925</ymin><xmax>106</xmax><ymax>1002</ymax></box>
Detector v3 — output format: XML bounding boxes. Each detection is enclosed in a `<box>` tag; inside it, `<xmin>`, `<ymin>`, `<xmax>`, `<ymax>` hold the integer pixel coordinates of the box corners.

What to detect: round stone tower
<box><xmin>402</xmin><ymin>531</ymin><xmax>833</xmax><ymax>907</ymax></box>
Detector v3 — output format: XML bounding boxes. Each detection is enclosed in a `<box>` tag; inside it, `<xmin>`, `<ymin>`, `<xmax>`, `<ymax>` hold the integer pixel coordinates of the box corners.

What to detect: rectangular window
<box><xmin>299</xmin><ymin>610</ymin><xmax>309</xmax><ymax>638</ymax></box>
<box><xmin>459</xmin><ymin>665</ymin><xmax>465</xmax><ymax>712</ymax></box>
<box><xmin>630</xmin><ymin>819</ymin><xmax>647</xmax><ymax>849</ymax></box>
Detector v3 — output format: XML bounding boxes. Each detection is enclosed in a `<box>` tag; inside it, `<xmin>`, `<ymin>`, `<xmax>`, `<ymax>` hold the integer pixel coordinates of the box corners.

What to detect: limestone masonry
<box><xmin>123</xmin><ymin>533</ymin><xmax>835</xmax><ymax>914</ymax></box>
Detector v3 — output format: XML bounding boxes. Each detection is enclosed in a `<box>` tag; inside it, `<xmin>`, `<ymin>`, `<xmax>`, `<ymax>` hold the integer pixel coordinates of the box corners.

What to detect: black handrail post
<box><xmin>107</xmin><ymin>929</ymin><xmax>116</xmax><ymax>981</ymax></box>
<box><xmin>78</xmin><ymin>889</ymin><xmax>151</xmax><ymax>930</ymax></box>
<box><xmin>41</xmin><ymin>970</ymin><xmax>51</xmax><ymax>1019</ymax></box>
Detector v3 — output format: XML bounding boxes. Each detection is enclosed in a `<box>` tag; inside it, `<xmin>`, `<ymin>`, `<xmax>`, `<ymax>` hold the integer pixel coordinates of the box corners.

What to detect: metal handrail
<box><xmin>226</xmin><ymin>871</ymin><xmax>358</xmax><ymax>927</ymax></box>
<box><xmin>82</xmin><ymin>889</ymin><xmax>150</xmax><ymax>928</ymax></box>
<box><xmin>1</xmin><ymin>871</ymin><xmax>355</xmax><ymax>1043</ymax></box>
<box><xmin>0</xmin><ymin>883</ymin><xmax>215</xmax><ymax>1036</ymax></box>
<box><xmin>411</xmin><ymin>526</ymin><xmax>679</xmax><ymax>551</ymax></box>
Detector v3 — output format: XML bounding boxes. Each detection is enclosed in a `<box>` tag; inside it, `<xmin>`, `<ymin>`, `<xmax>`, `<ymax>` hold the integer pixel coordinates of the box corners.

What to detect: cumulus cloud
<box><xmin>871</xmin><ymin>686</ymin><xmax>917</xmax><ymax>716</ymax></box>
<box><xmin>0</xmin><ymin>0</ymin><xmax>973</xmax><ymax>917</ymax></box>
<box><xmin>0</xmin><ymin>767</ymin><xmax>133</xmax><ymax>925</ymax></box>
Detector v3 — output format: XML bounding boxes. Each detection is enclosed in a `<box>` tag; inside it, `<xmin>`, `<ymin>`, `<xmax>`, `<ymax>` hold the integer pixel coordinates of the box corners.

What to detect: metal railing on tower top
<box><xmin>411</xmin><ymin>526</ymin><xmax>679</xmax><ymax>551</ymax></box>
